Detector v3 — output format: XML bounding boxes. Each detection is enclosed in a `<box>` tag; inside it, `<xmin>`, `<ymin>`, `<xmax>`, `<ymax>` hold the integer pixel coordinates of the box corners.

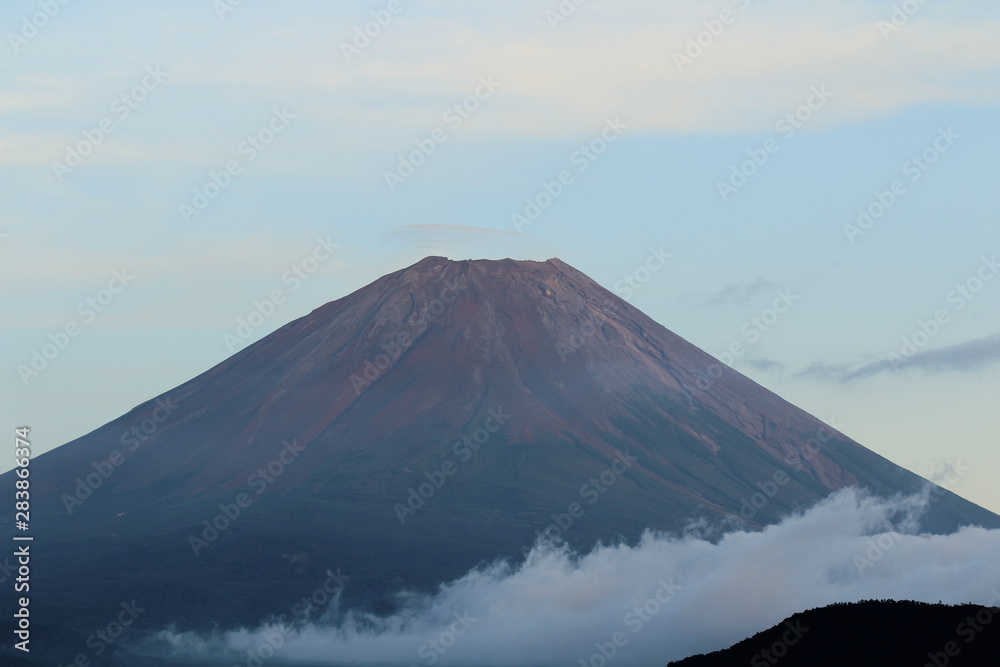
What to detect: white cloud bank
<box><xmin>147</xmin><ymin>488</ymin><xmax>1000</xmax><ymax>666</ymax></box>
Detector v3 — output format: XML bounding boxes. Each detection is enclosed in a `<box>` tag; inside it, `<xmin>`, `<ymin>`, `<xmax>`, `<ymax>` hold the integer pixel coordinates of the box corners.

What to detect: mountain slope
<box><xmin>2</xmin><ymin>256</ymin><xmax>997</xmax><ymax>662</ymax></box>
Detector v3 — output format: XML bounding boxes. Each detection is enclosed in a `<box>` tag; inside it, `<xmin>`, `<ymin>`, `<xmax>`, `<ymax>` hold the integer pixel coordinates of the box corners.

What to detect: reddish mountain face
<box><xmin>2</xmin><ymin>257</ymin><xmax>997</xmax><ymax>661</ymax></box>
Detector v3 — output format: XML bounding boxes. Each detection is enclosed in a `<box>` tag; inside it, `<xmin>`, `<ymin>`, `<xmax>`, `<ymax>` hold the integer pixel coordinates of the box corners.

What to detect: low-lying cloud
<box><xmin>146</xmin><ymin>488</ymin><xmax>1000</xmax><ymax>666</ymax></box>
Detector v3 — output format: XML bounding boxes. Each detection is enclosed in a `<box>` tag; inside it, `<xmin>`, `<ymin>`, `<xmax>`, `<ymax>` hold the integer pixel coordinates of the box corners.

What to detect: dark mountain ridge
<box><xmin>668</xmin><ymin>599</ymin><xmax>1000</xmax><ymax>666</ymax></box>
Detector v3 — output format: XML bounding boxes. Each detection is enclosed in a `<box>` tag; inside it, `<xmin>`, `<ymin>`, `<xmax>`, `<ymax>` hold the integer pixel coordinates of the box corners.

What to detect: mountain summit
<box><xmin>3</xmin><ymin>256</ymin><xmax>997</xmax><ymax>659</ymax></box>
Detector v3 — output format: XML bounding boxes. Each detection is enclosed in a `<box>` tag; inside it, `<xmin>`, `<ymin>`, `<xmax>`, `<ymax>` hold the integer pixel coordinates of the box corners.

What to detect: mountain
<box><xmin>2</xmin><ymin>256</ymin><xmax>998</xmax><ymax>663</ymax></box>
<box><xmin>667</xmin><ymin>600</ymin><xmax>1000</xmax><ymax>666</ymax></box>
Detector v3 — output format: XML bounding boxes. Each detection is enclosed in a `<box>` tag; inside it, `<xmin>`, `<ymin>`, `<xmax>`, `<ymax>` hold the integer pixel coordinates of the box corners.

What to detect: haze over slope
<box><xmin>1</xmin><ymin>257</ymin><xmax>996</xmax><ymax>661</ymax></box>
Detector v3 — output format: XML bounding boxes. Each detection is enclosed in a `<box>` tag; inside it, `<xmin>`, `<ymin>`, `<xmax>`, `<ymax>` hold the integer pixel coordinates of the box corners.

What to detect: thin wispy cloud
<box><xmin>383</xmin><ymin>224</ymin><xmax>526</xmax><ymax>254</ymax></box>
<box><xmin>741</xmin><ymin>356</ymin><xmax>786</xmax><ymax>373</ymax></box>
<box><xmin>701</xmin><ymin>277</ymin><xmax>776</xmax><ymax>307</ymax></box>
<box><xmin>800</xmin><ymin>332</ymin><xmax>1000</xmax><ymax>383</ymax></box>
<box><xmin>797</xmin><ymin>361</ymin><xmax>858</xmax><ymax>383</ymax></box>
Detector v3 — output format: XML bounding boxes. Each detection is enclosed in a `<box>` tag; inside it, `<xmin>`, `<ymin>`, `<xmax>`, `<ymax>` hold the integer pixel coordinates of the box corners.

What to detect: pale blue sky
<box><xmin>2</xmin><ymin>0</ymin><xmax>999</xmax><ymax>512</ymax></box>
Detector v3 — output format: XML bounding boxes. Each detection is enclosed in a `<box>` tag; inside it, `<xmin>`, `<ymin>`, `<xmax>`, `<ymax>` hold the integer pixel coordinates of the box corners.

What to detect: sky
<box><xmin>1</xmin><ymin>0</ymin><xmax>999</xmax><ymax>515</ymax></box>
